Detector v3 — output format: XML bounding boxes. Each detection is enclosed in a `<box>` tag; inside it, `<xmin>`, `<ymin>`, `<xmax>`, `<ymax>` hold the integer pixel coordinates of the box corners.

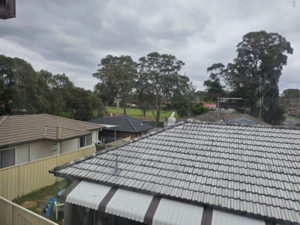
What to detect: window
<box><xmin>86</xmin><ymin>133</ymin><xmax>92</xmax><ymax>146</ymax></box>
<box><xmin>79</xmin><ymin>134</ymin><xmax>93</xmax><ymax>148</ymax></box>
<box><xmin>0</xmin><ymin>148</ymin><xmax>15</xmax><ymax>168</ymax></box>
<box><xmin>79</xmin><ymin>136</ymin><xmax>85</xmax><ymax>148</ymax></box>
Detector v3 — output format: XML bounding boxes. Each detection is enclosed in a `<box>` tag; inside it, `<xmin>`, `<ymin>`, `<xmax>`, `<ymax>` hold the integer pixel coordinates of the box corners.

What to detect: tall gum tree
<box><xmin>93</xmin><ymin>55</ymin><xmax>137</xmax><ymax>115</ymax></box>
<box><xmin>224</xmin><ymin>31</ymin><xmax>293</xmax><ymax>124</ymax></box>
<box><xmin>138</xmin><ymin>52</ymin><xmax>185</xmax><ymax>123</ymax></box>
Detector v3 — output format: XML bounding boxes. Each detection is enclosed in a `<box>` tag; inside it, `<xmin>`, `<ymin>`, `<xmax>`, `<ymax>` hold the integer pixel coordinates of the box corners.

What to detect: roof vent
<box><xmin>165</xmin><ymin>112</ymin><xmax>176</xmax><ymax>127</ymax></box>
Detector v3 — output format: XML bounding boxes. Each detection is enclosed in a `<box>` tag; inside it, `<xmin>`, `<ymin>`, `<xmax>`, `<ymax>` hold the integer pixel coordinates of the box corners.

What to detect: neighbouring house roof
<box><xmin>0</xmin><ymin>114</ymin><xmax>103</xmax><ymax>148</ymax></box>
<box><xmin>52</xmin><ymin>120</ymin><xmax>300</xmax><ymax>224</ymax></box>
<box><xmin>194</xmin><ymin>112</ymin><xmax>268</xmax><ymax>125</ymax></box>
<box><xmin>204</xmin><ymin>103</ymin><xmax>217</xmax><ymax>108</ymax></box>
<box><xmin>89</xmin><ymin>115</ymin><xmax>153</xmax><ymax>133</ymax></box>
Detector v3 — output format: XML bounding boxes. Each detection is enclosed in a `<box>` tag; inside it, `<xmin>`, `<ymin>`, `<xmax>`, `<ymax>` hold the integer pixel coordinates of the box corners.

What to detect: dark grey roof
<box><xmin>229</xmin><ymin>117</ymin><xmax>257</xmax><ymax>125</ymax></box>
<box><xmin>53</xmin><ymin>121</ymin><xmax>300</xmax><ymax>224</ymax></box>
<box><xmin>193</xmin><ymin>112</ymin><xmax>268</xmax><ymax>125</ymax></box>
<box><xmin>89</xmin><ymin>115</ymin><xmax>153</xmax><ymax>133</ymax></box>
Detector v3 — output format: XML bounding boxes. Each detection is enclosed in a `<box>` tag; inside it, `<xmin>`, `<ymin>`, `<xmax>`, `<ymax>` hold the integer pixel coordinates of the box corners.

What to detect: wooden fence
<box><xmin>0</xmin><ymin>146</ymin><xmax>96</xmax><ymax>200</ymax></box>
<box><xmin>0</xmin><ymin>196</ymin><xmax>58</xmax><ymax>225</ymax></box>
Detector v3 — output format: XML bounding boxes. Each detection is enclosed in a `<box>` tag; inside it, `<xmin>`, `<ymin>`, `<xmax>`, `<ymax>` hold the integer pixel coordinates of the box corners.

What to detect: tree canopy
<box><xmin>93</xmin><ymin>55</ymin><xmax>137</xmax><ymax>114</ymax></box>
<box><xmin>0</xmin><ymin>55</ymin><xmax>104</xmax><ymax>120</ymax></box>
<box><xmin>138</xmin><ymin>52</ymin><xmax>186</xmax><ymax>122</ymax></box>
<box><xmin>203</xmin><ymin>63</ymin><xmax>225</xmax><ymax>101</ymax></box>
<box><xmin>226</xmin><ymin>31</ymin><xmax>293</xmax><ymax>124</ymax></box>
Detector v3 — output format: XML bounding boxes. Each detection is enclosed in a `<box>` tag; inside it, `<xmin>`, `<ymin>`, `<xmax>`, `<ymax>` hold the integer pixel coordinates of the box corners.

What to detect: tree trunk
<box><xmin>116</xmin><ymin>100</ymin><xmax>119</xmax><ymax>116</ymax></box>
<box><xmin>156</xmin><ymin>105</ymin><xmax>160</xmax><ymax>125</ymax></box>
<box><xmin>116</xmin><ymin>94</ymin><xmax>120</xmax><ymax>116</ymax></box>
<box><xmin>155</xmin><ymin>89</ymin><xmax>160</xmax><ymax>124</ymax></box>
<box><xmin>143</xmin><ymin>109</ymin><xmax>146</xmax><ymax>117</ymax></box>
<box><xmin>123</xmin><ymin>106</ymin><xmax>127</xmax><ymax>115</ymax></box>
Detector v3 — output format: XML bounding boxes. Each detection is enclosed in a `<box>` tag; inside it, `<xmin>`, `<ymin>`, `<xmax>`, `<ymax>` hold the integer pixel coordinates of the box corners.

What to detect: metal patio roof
<box><xmin>65</xmin><ymin>180</ymin><xmax>269</xmax><ymax>225</ymax></box>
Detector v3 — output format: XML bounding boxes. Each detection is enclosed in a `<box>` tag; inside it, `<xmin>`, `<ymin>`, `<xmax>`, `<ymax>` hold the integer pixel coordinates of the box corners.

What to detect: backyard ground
<box><xmin>106</xmin><ymin>106</ymin><xmax>178</xmax><ymax>121</ymax></box>
<box><xmin>13</xmin><ymin>179</ymin><xmax>71</xmax><ymax>224</ymax></box>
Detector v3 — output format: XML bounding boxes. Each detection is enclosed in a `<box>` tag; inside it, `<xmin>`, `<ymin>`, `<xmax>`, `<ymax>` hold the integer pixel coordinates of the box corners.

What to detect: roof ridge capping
<box><xmin>189</xmin><ymin>118</ymin><xmax>300</xmax><ymax>131</ymax></box>
<box><xmin>0</xmin><ymin>116</ymin><xmax>7</xmax><ymax>126</ymax></box>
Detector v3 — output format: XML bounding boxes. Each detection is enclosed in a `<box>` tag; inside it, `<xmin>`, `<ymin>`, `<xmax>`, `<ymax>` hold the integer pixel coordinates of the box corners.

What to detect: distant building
<box><xmin>203</xmin><ymin>103</ymin><xmax>217</xmax><ymax>110</ymax></box>
<box><xmin>52</xmin><ymin>120</ymin><xmax>300</xmax><ymax>225</ymax></box>
<box><xmin>0</xmin><ymin>0</ymin><xmax>15</xmax><ymax>19</ymax></box>
<box><xmin>288</xmin><ymin>105</ymin><xmax>300</xmax><ymax>117</ymax></box>
<box><xmin>194</xmin><ymin>111</ymin><xmax>268</xmax><ymax>125</ymax></box>
<box><xmin>89</xmin><ymin>115</ymin><xmax>153</xmax><ymax>142</ymax></box>
<box><xmin>0</xmin><ymin>114</ymin><xmax>103</xmax><ymax>168</ymax></box>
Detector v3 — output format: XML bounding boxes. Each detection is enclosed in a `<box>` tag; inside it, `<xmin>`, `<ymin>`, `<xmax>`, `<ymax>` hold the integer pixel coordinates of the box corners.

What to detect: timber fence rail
<box><xmin>0</xmin><ymin>196</ymin><xmax>58</xmax><ymax>225</ymax></box>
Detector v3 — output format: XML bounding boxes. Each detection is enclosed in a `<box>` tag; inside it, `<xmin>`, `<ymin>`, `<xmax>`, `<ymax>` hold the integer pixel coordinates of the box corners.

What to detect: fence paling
<box><xmin>0</xmin><ymin>145</ymin><xmax>96</xmax><ymax>200</ymax></box>
<box><xmin>0</xmin><ymin>196</ymin><xmax>58</xmax><ymax>225</ymax></box>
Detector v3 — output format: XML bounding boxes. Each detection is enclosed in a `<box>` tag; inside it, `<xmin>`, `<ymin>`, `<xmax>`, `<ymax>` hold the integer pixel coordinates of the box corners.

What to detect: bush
<box><xmin>191</xmin><ymin>102</ymin><xmax>208</xmax><ymax>116</ymax></box>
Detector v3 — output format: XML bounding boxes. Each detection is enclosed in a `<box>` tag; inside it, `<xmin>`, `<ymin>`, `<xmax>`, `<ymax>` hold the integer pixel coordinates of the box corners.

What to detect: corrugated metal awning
<box><xmin>66</xmin><ymin>181</ymin><xmax>111</xmax><ymax>210</ymax></box>
<box><xmin>152</xmin><ymin>198</ymin><xmax>204</xmax><ymax>225</ymax></box>
<box><xmin>211</xmin><ymin>210</ymin><xmax>265</xmax><ymax>225</ymax></box>
<box><xmin>65</xmin><ymin>181</ymin><xmax>268</xmax><ymax>225</ymax></box>
<box><xmin>105</xmin><ymin>189</ymin><xmax>153</xmax><ymax>223</ymax></box>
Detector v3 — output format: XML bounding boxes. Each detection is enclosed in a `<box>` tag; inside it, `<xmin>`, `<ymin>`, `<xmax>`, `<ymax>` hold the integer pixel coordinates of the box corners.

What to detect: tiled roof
<box><xmin>89</xmin><ymin>115</ymin><xmax>153</xmax><ymax>133</ymax></box>
<box><xmin>0</xmin><ymin>114</ymin><xmax>103</xmax><ymax>148</ymax></box>
<box><xmin>53</xmin><ymin>121</ymin><xmax>300</xmax><ymax>224</ymax></box>
<box><xmin>193</xmin><ymin>112</ymin><xmax>268</xmax><ymax>125</ymax></box>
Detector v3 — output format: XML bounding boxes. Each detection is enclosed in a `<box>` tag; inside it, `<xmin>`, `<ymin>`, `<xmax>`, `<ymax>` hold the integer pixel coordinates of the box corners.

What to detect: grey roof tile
<box><xmin>54</xmin><ymin>121</ymin><xmax>300</xmax><ymax>224</ymax></box>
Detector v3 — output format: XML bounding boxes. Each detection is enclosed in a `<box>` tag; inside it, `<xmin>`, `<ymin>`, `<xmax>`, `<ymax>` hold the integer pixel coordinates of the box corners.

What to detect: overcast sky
<box><xmin>0</xmin><ymin>0</ymin><xmax>299</xmax><ymax>92</ymax></box>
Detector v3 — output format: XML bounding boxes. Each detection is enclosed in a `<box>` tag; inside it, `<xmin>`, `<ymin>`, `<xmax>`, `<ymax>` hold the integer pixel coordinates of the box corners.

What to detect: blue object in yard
<box><xmin>43</xmin><ymin>197</ymin><xmax>57</xmax><ymax>217</ymax></box>
<box><xmin>58</xmin><ymin>189</ymin><xmax>65</xmax><ymax>197</ymax></box>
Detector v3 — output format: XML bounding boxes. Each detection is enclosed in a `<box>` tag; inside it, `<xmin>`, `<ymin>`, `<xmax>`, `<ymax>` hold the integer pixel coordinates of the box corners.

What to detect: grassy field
<box><xmin>106</xmin><ymin>106</ymin><xmax>178</xmax><ymax>121</ymax></box>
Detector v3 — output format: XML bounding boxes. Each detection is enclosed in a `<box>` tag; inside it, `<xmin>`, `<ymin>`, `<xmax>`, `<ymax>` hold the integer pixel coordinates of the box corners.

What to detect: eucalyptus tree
<box><xmin>224</xmin><ymin>31</ymin><xmax>293</xmax><ymax>124</ymax></box>
<box><xmin>203</xmin><ymin>63</ymin><xmax>225</xmax><ymax>101</ymax></box>
<box><xmin>138</xmin><ymin>52</ymin><xmax>185</xmax><ymax>123</ymax></box>
<box><xmin>93</xmin><ymin>55</ymin><xmax>137</xmax><ymax>115</ymax></box>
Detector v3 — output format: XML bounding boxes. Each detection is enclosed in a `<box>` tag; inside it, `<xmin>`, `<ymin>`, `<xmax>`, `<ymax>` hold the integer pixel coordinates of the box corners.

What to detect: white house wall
<box><xmin>61</xmin><ymin>138</ymin><xmax>79</xmax><ymax>153</ymax></box>
<box><xmin>92</xmin><ymin>131</ymin><xmax>98</xmax><ymax>144</ymax></box>
<box><xmin>29</xmin><ymin>141</ymin><xmax>54</xmax><ymax>161</ymax></box>
<box><xmin>15</xmin><ymin>144</ymin><xmax>30</xmax><ymax>164</ymax></box>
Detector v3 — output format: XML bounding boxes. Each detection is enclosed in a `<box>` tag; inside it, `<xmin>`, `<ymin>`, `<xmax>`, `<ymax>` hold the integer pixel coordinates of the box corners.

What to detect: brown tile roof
<box><xmin>0</xmin><ymin>114</ymin><xmax>103</xmax><ymax>148</ymax></box>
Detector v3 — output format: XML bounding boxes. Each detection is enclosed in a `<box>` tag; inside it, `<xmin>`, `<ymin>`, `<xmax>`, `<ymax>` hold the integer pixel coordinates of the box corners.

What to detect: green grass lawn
<box><xmin>14</xmin><ymin>179</ymin><xmax>71</xmax><ymax>224</ymax></box>
<box><xmin>106</xmin><ymin>106</ymin><xmax>178</xmax><ymax>121</ymax></box>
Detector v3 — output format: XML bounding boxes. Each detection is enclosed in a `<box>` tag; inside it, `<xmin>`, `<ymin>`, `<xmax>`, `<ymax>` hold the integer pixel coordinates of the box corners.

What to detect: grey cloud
<box><xmin>0</xmin><ymin>0</ymin><xmax>299</xmax><ymax>91</ymax></box>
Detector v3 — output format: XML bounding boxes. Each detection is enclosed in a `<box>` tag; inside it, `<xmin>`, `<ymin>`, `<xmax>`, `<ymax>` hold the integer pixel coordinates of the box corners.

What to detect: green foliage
<box><xmin>0</xmin><ymin>55</ymin><xmax>104</xmax><ymax>120</ymax></box>
<box><xmin>0</xmin><ymin>55</ymin><xmax>43</xmax><ymax>114</ymax></box>
<box><xmin>93</xmin><ymin>55</ymin><xmax>137</xmax><ymax>110</ymax></box>
<box><xmin>203</xmin><ymin>63</ymin><xmax>225</xmax><ymax>101</ymax></box>
<box><xmin>223</xmin><ymin>31</ymin><xmax>293</xmax><ymax>124</ymax></box>
<box><xmin>138</xmin><ymin>52</ymin><xmax>186</xmax><ymax>122</ymax></box>
<box><xmin>191</xmin><ymin>102</ymin><xmax>209</xmax><ymax>115</ymax></box>
<box><xmin>280</xmin><ymin>89</ymin><xmax>300</xmax><ymax>111</ymax></box>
